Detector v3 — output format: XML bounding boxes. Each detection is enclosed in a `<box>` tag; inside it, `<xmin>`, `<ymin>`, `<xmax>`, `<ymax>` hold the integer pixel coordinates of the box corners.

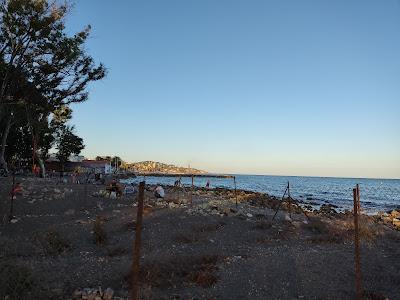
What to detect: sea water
<box><xmin>124</xmin><ymin>175</ymin><xmax>400</xmax><ymax>214</ymax></box>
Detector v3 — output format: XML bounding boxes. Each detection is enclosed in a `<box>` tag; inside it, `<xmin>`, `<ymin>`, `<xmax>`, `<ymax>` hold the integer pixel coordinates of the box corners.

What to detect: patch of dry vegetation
<box><xmin>45</xmin><ymin>231</ymin><xmax>70</xmax><ymax>254</ymax></box>
<box><xmin>93</xmin><ymin>216</ymin><xmax>107</xmax><ymax>246</ymax></box>
<box><xmin>138</xmin><ymin>255</ymin><xmax>221</xmax><ymax>289</ymax></box>
<box><xmin>35</xmin><ymin>230</ymin><xmax>70</xmax><ymax>255</ymax></box>
<box><xmin>303</xmin><ymin>218</ymin><xmax>329</xmax><ymax>234</ymax></box>
<box><xmin>303</xmin><ymin>216</ymin><xmax>382</xmax><ymax>244</ymax></box>
<box><xmin>0</xmin><ymin>263</ymin><xmax>52</xmax><ymax>299</ymax></box>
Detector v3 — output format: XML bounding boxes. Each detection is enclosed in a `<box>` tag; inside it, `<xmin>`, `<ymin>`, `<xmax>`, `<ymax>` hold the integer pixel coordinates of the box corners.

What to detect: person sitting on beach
<box><xmin>124</xmin><ymin>183</ymin><xmax>136</xmax><ymax>195</ymax></box>
<box><xmin>205</xmin><ymin>180</ymin><xmax>210</xmax><ymax>189</ymax></box>
<box><xmin>154</xmin><ymin>185</ymin><xmax>165</xmax><ymax>199</ymax></box>
<box><xmin>174</xmin><ymin>177</ymin><xmax>182</xmax><ymax>187</ymax></box>
<box><xmin>106</xmin><ymin>179</ymin><xmax>122</xmax><ymax>197</ymax></box>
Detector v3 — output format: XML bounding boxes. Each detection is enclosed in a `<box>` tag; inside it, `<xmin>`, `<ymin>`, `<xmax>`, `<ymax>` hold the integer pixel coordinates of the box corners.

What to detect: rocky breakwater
<box><xmin>377</xmin><ymin>209</ymin><xmax>400</xmax><ymax>230</ymax></box>
<box><xmin>141</xmin><ymin>186</ymin><xmax>328</xmax><ymax>219</ymax></box>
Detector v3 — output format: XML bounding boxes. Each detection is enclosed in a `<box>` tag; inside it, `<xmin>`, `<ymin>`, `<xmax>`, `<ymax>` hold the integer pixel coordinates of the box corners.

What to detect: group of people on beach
<box><xmin>154</xmin><ymin>179</ymin><xmax>211</xmax><ymax>199</ymax></box>
<box><xmin>174</xmin><ymin>177</ymin><xmax>211</xmax><ymax>189</ymax></box>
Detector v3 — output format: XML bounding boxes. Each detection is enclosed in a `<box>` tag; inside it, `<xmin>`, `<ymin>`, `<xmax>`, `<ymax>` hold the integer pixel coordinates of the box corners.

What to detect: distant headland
<box><xmin>123</xmin><ymin>161</ymin><xmax>207</xmax><ymax>175</ymax></box>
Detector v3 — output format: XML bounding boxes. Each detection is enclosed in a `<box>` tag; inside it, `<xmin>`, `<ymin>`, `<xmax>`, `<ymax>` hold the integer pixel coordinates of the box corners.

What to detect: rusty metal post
<box><xmin>234</xmin><ymin>176</ymin><xmax>238</xmax><ymax>208</ymax></box>
<box><xmin>131</xmin><ymin>181</ymin><xmax>145</xmax><ymax>300</ymax></box>
<box><xmin>353</xmin><ymin>185</ymin><xmax>362</xmax><ymax>300</ymax></box>
<box><xmin>356</xmin><ymin>183</ymin><xmax>360</xmax><ymax>214</ymax></box>
<box><xmin>191</xmin><ymin>175</ymin><xmax>194</xmax><ymax>204</ymax></box>
<box><xmin>287</xmin><ymin>182</ymin><xmax>292</xmax><ymax>219</ymax></box>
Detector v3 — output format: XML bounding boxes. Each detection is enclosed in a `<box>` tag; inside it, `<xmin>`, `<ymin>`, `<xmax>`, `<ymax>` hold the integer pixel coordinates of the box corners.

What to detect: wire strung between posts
<box><xmin>272</xmin><ymin>182</ymin><xmax>309</xmax><ymax>222</ymax></box>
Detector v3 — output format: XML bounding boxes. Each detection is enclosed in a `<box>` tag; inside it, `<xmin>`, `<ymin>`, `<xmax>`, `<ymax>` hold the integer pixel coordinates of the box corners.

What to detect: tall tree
<box><xmin>55</xmin><ymin>124</ymin><xmax>84</xmax><ymax>174</ymax></box>
<box><xmin>0</xmin><ymin>0</ymin><xmax>105</xmax><ymax>172</ymax></box>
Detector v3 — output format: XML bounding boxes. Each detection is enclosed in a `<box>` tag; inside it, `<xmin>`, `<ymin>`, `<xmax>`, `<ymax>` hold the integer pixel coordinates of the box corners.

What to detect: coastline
<box><xmin>123</xmin><ymin>174</ymin><xmax>400</xmax><ymax>215</ymax></box>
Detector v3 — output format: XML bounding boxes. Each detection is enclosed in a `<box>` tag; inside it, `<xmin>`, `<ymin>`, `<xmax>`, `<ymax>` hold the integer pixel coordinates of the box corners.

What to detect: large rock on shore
<box><xmin>392</xmin><ymin>218</ymin><xmax>400</xmax><ymax>230</ymax></box>
<box><xmin>389</xmin><ymin>209</ymin><xmax>400</xmax><ymax>219</ymax></box>
<box><xmin>318</xmin><ymin>204</ymin><xmax>338</xmax><ymax>215</ymax></box>
<box><xmin>377</xmin><ymin>209</ymin><xmax>400</xmax><ymax>230</ymax></box>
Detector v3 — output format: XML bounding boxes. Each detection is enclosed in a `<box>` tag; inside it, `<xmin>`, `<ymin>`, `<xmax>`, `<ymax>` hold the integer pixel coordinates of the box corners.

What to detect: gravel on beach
<box><xmin>1</xmin><ymin>176</ymin><xmax>399</xmax><ymax>299</ymax></box>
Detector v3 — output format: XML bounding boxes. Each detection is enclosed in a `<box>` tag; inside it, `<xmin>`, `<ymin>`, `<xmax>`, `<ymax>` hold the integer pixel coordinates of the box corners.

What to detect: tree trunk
<box><xmin>59</xmin><ymin>160</ymin><xmax>65</xmax><ymax>182</ymax></box>
<box><xmin>36</xmin><ymin>152</ymin><xmax>46</xmax><ymax>178</ymax></box>
<box><xmin>0</xmin><ymin>115</ymin><xmax>12</xmax><ymax>174</ymax></box>
<box><xmin>31</xmin><ymin>134</ymin><xmax>46</xmax><ymax>177</ymax></box>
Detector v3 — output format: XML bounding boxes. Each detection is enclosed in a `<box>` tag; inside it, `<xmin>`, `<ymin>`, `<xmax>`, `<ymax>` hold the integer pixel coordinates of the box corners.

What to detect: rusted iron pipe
<box><xmin>234</xmin><ymin>176</ymin><xmax>238</xmax><ymax>208</ymax></box>
<box><xmin>353</xmin><ymin>185</ymin><xmax>362</xmax><ymax>300</ymax></box>
<box><xmin>131</xmin><ymin>181</ymin><xmax>145</xmax><ymax>300</ymax></box>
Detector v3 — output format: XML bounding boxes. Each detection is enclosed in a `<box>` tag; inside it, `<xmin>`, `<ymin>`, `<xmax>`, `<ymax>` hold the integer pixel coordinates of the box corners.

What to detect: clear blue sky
<box><xmin>67</xmin><ymin>0</ymin><xmax>400</xmax><ymax>179</ymax></box>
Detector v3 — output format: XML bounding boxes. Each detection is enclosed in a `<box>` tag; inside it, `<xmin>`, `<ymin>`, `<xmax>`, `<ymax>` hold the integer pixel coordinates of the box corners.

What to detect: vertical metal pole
<box><xmin>356</xmin><ymin>183</ymin><xmax>360</xmax><ymax>213</ymax></box>
<box><xmin>131</xmin><ymin>181</ymin><xmax>145</xmax><ymax>300</ymax></box>
<box><xmin>287</xmin><ymin>182</ymin><xmax>292</xmax><ymax>219</ymax></box>
<box><xmin>190</xmin><ymin>175</ymin><xmax>194</xmax><ymax>204</ymax></box>
<box><xmin>234</xmin><ymin>176</ymin><xmax>238</xmax><ymax>208</ymax></box>
<box><xmin>353</xmin><ymin>185</ymin><xmax>362</xmax><ymax>300</ymax></box>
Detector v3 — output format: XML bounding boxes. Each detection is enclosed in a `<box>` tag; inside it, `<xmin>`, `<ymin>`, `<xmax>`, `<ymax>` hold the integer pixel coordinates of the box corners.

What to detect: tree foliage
<box><xmin>55</xmin><ymin>125</ymin><xmax>84</xmax><ymax>167</ymax></box>
<box><xmin>0</xmin><ymin>0</ymin><xmax>105</xmax><ymax>173</ymax></box>
<box><xmin>0</xmin><ymin>0</ymin><xmax>105</xmax><ymax>107</ymax></box>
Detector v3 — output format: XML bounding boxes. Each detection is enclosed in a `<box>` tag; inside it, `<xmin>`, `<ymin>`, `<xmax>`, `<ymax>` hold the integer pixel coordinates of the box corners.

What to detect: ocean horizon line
<box><xmin>199</xmin><ymin>172</ymin><xmax>400</xmax><ymax>181</ymax></box>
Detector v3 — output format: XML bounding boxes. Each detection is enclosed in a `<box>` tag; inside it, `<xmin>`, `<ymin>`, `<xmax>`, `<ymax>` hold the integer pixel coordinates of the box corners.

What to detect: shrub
<box><xmin>39</xmin><ymin>230</ymin><xmax>70</xmax><ymax>255</ymax></box>
<box><xmin>303</xmin><ymin>218</ymin><xmax>329</xmax><ymax>235</ymax></box>
<box><xmin>137</xmin><ymin>255</ymin><xmax>221</xmax><ymax>289</ymax></box>
<box><xmin>0</xmin><ymin>263</ymin><xmax>52</xmax><ymax>299</ymax></box>
<box><xmin>93</xmin><ymin>216</ymin><xmax>107</xmax><ymax>245</ymax></box>
<box><xmin>46</xmin><ymin>231</ymin><xmax>70</xmax><ymax>254</ymax></box>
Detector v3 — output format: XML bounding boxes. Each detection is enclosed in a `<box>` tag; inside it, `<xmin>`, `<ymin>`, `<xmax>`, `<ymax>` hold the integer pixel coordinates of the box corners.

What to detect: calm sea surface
<box><xmin>125</xmin><ymin>175</ymin><xmax>400</xmax><ymax>214</ymax></box>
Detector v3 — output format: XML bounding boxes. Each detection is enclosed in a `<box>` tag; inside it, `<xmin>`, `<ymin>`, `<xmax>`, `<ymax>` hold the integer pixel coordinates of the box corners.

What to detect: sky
<box><xmin>66</xmin><ymin>0</ymin><xmax>400</xmax><ymax>179</ymax></box>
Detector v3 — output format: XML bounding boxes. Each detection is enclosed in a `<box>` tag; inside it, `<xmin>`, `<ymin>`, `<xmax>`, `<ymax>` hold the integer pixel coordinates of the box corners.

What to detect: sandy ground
<box><xmin>0</xmin><ymin>176</ymin><xmax>399</xmax><ymax>299</ymax></box>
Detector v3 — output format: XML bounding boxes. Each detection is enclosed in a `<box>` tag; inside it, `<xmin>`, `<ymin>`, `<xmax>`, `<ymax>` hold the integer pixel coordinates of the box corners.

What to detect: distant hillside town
<box><xmin>45</xmin><ymin>155</ymin><xmax>206</xmax><ymax>175</ymax></box>
<box><xmin>123</xmin><ymin>161</ymin><xmax>206</xmax><ymax>175</ymax></box>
